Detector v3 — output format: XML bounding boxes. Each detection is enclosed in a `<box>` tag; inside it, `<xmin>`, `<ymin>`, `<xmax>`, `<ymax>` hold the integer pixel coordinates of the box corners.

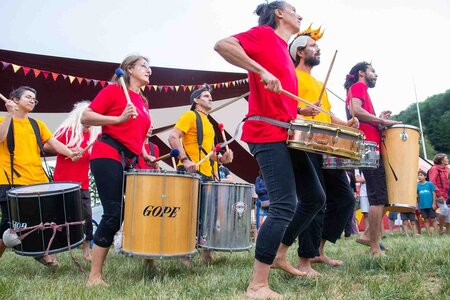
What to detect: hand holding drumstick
<box><xmin>0</xmin><ymin>93</ymin><xmax>19</xmax><ymax>112</ymax></box>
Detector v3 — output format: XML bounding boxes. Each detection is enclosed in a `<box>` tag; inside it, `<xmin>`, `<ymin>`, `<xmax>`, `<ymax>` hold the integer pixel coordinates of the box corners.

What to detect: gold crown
<box><xmin>297</xmin><ymin>24</ymin><xmax>324</xmax><ymax>41</ymax></box>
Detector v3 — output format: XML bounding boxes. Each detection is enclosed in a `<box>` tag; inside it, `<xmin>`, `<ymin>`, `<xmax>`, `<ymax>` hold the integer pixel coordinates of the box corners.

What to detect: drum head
<box><xmin>8</xmin><ymin>182</ymin><xmax>80</xmax><ymax>197</ymax></box>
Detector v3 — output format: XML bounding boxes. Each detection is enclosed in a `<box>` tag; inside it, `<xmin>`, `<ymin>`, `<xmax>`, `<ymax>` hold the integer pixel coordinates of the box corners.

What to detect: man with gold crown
<box><xmin>275</xmin><ymin>25</ymin><xmax>359</xmax><ymax>276</ymax></box>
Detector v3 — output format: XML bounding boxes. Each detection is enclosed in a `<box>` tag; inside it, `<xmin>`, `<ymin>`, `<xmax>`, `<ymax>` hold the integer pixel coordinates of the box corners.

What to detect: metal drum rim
<box><xmin>7</xmin><ymin>182</ymin><xmax>81</xmax><ymax>197</ymax></box>
<box><xmin>384</xmin><ymin>124</ymin><xmax>420</xmax><ymax>131</ymax></box>
<box><xmin>125</xmin><ymin>170</ymin><xmax>201</xmax><ymax>180</ymax></box>
<box><xmin>200</xmin><ymin>182</ymin><xmax>254</xmax><ymax>188</ymax></box>
<box><xmin>290</xmin><ymin>119</ymin><xmax>364</xmax><ymax>136</ymax></box>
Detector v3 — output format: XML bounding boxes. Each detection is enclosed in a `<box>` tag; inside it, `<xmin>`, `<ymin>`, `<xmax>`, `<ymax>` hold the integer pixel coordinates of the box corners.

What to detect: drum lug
<box><xmin>332</xmin><ymin>130</ymin><xmax>340</xmax><ymax>145</ymax></box>
<box><xmin>400</xmin><ymin>130</ymin><xmax>408</xmax><ymax>141</ymax></box>
<box><xmin>306</xmin><ymin>125</ymin><xmax>313</xmax><ymax>140</ymax></box>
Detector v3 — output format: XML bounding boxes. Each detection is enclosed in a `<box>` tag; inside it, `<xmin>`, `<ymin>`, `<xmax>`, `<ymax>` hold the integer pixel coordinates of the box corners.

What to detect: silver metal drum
<box><xmin>199</xmin><ymin>182</ymin><xmax>253</xmax><ymax>252</ymax></box>
<box><xmin>322</xmin><ymin>141</ymin><xmax>379</xmax><ymax>169</ymax></box>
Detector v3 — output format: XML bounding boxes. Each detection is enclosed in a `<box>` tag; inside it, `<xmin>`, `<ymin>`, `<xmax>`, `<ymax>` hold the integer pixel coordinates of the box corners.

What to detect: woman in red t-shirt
<box><xmin>81</xmin><ymin>55</ymin><xmax>153</xmax><ymax>287</ymax></box>
<box><xmin>51</xmin><ymin>101</ymin><xmax>101</xmax><ymax>261</ymax></box>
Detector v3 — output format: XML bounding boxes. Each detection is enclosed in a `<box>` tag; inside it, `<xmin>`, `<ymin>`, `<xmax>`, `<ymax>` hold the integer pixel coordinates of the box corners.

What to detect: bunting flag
<box><xmin>0</xmin><ymin>59</ymin><xmax>248</xmax><ymax>92</ymax></box>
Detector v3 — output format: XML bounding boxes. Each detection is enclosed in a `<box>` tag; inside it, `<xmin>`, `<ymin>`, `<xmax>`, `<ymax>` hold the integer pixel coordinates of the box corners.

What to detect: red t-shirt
<box><xmin>89</xmin><ymin>84</ymin><xmax>151</xmax><ymax>162</ymax></box>
<box><xmin>233</xmin><ymin>26</ymin><xmax>298</xmax><ymax>143</ymax></box>
<box><xmin>346</xmin><ymin>82</ymin><xmax>381</xmax><ymax>146</ymax></box>
<box><xmin>136</xmin><ymin>142</ymin><xmax>160</xmax><ymax>170</ymax></box>
<box><xmin>53</xmin><ymin>130</ymin><xmax>90</xmax><ymax>190</ymax></box>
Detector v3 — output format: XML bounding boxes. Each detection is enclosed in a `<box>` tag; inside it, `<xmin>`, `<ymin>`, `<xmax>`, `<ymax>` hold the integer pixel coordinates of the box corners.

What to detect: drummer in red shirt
<box><xmin>48</xmin><ymin>101</ymin><xmax>101</xmax><ymax>261</ymax></box>
<box><xmin>344</xmin><ymin>62</ymin><xmax>401</xmax><ymax>256</ymax></box>
<box><xmin>81</xmin><ymin>55</ymin><xmax>156</xmax><ymax>287</ymax></box>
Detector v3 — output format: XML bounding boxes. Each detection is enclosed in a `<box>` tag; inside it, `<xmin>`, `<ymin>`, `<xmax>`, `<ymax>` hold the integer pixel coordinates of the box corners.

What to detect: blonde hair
<box><xmin>54</xmin><ymin>101</ymin><xmax>101</xmax><ymax>150</ymax></box>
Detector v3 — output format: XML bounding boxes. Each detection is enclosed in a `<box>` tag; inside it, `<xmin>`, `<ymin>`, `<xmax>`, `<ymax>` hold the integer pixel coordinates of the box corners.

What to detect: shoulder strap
<box><xmin>29</xmin><ymin>117</ymin><xmax>53</xmax><ymax>182</ymax></box>
<box><xmin>6</xmin><ymin>121</ymin><xmax>18</xmax><ymax>185</ymax></box>
<box><xmin>193</xmin><ymin>110</ymin><xmax>204</xmax><ymax>151</ymax></box>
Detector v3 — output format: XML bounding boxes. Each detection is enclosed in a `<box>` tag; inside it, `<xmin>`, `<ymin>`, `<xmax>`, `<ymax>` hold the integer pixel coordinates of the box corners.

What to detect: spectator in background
<box><xmin>219</xmin><ymin>164</ymin><xmax>233</xmax><ymax>183</ymax></box>
<box><xmin>255</xmin><ymin>170</ymin><xmax>269</xmax><ymax>232</ymax></box>
<box><xmin>417</xmin><ymin>170</ymin><xmax>438</xmax><ymax>235</ymax></box>
<box><xmin>428</xmin><ymin>153</ymin><xmax>450</xmax><ymax>234</ymax></box>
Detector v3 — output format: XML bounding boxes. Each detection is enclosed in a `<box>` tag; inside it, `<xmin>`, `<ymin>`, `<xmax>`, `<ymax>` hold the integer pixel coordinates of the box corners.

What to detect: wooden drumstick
<box><xmin>195</xmin><ymin>144</ymin><xmax>221</xmax><ymax>167</ymax></box>
<box><xmin>65</xmin><ymin>140</ymin><xmax>96</xmax><ymax>160</ymax></box>
<box><xmin>218</xmin><ymin>123</ymin><xmax>229</xmax><ymax>152</ymax></box>
<box><xmin>115</xmin><ymin>68</ymin><xmax>137</xmax><ymax>119</ymax></box>
<box><xmin>317</xmin><ymin>50</ymin><xmax>338</xmax><ymax>106</ymax></box>
<box><xmin>0</xmin><ymin>93</ymin><xmax>18</xmax><ymax>111</ymax></box>
<box><xmin>171</xmin><ymin>157</ymin><xmax>177</xmax><ymax>170</ymax></box>
<box><xmin>151</xmin><ymin>149</ymin><xmax>180</xmax><ymax>163</ymax></box>
<box><xmin>281</xmin><ymin>89</ymin><xmax>333</xmax><ymax>117</ymax></box>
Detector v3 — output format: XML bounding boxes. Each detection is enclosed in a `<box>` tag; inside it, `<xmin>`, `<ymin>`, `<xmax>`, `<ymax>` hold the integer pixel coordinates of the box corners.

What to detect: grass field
<box><xmin>0</xmin><ymin>234</ymin><xmax>449</xmax><ymax>300</ymax></box>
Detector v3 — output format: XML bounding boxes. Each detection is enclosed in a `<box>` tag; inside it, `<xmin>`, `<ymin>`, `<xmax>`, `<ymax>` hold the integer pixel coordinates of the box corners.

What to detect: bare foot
<box><xmin>86</xmin><ymin>276</ymin><xmax>109</xmax><ymax>288</ymax></box>
<box><xmin>179</xmin><ymin>257</ymin><xmax>193</xmax><ymax>267</ymax></box>
<box><xmin>272</xmin><ymin>256</ymin><xmax>306</xmax><ymax>276</ymax></box>
<box><xmin>369</xmin><ymin>249</ymin><xmax>386</xmax><ymax>257</ymax></box>
<box><xmin>245</xmin><ymin>285</ymin><xmax>283</xmax><ymax>299</ymax></box>
<box><xmin>296</xmin><ymin>260</ymin><xmax>320</xmax><ymax>278</ymax></box>
<box><xmin>310</xmin><ymin>255</ymin><xmax>343</xmax><ymax>267</ymax></box>
<box><xmin>355</xmin><ymin>237</ymin><xmax>370</xmax><ymax>247</ymax></box>
<box><xmin>202</xmin><ymin>250</ymin><xmax>214</xmax><ymax>264</ymax></box>
<box><xmin>83</xmin><ymin>252</ymin><xmax>92</xmax><ymax>262</ymax></box>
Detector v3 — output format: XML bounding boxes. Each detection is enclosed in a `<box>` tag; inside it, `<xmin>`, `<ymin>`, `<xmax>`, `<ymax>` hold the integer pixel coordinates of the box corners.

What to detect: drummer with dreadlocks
<box><xmin>344</xmin><ymin>62</ymin><xmax>400</xmax><ymax>256</ymax></box>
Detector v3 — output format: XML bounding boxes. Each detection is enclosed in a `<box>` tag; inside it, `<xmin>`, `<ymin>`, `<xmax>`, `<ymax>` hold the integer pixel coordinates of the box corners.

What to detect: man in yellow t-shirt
<box><xmin>168</xmin><ymin>84</ymin><xmax>233</xmax><ymax>180</ymax></box>
<box><xmin>277</xmin><ymin>33</ymin><xmax>359</xmax><ymax>276</ymax></box>
<box><xmin>0</xmin><ymin>86</ymin><xmax>78</xmax><ymax>264</ymax></box>
<box><xmin>168</xmin><ymin>84</ymin><xmax>233</xmax><ymax>263</ymax></box>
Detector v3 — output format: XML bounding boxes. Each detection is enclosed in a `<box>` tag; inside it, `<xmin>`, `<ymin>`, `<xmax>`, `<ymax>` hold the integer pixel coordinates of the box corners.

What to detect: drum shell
<box><xmin>122</xmin><ymin>171</ymin><xmax>200</xmax><ymax>258</ymax></box>
<box><xmin>287</xmin><ymin>119</ymin><xmax>365</xmax><ymax>159</ymax></box>
<box><xmin>199</xmin><ymin>182</ymin><xmax>253</xmax><ymax>251</ymax></box>
<box><xmin>381</xmin><ymin>125</ymin><xmax>421</xmax><ymax>212</ymax></box>
<box><xmin>7</xmin><ymin>183</ymin><xmax>84</xmax><ymax>256</ymax></box>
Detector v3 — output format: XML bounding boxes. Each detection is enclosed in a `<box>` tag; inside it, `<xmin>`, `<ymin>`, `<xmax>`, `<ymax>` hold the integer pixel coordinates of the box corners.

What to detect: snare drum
<box><xmin>381</xmin><ymin>125</ymin><xmax>421</xmax><ymax>212</ymax></box>
<box><xmin>7</xmin><ymin>182</ymin><xmax>84</xmax><ymax>256</ymax></box>
<box><xmin>322</xmin><ymin>141</ymin><xmax>379</xmax><ymax>169</ymax></box>
<box><xmin>121</xmin><ymin>171</ymin><xmax>200</xmax><ymax>258</ymax></box>
<box><xmin>287</xmin><ymin>119</ymin><xmax>365</xmax><ymax>159</ymax></box>
<box><xmin>199</xmin><ymin>182</ymin><xmax>253</xmax><ymax>251</ymax></box>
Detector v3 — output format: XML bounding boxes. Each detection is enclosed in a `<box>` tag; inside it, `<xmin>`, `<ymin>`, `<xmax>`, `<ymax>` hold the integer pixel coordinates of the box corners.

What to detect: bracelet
<box><xmin>297</xmin><ymin>107</ymin><xmax>302</xmax><ymax>114</ymax></box>
<box><xmin>180</xmin><ymin>157</ymin><xmax>188</xmax><ymax>163</ymax></box>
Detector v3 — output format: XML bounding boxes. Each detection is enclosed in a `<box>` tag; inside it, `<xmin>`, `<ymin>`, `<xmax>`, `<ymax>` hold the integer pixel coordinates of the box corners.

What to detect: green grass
<box><xmin>0</xmin><ymin>234</ymin><xmax>449</xmax><ymax>299</ymax></box>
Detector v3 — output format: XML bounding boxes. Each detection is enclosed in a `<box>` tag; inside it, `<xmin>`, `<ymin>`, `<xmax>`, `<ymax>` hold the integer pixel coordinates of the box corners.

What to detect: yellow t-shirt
<box><xmin>0</xmin><ymin>117</ymin><xmax>53</xmax><ymax>185</ymax></box>
<box><xmin>297</xmin><ymin>69</ymin><xmax>332</xmax><ymax>123</ymax></box>
<box><xmin>174</xmin><ymin>110</ymin><xmax>217</xmax><ymax>177</ymax></box>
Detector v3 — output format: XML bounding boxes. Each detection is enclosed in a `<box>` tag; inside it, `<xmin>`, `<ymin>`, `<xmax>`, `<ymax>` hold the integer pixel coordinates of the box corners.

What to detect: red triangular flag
<box><xmin>77</xmin><ymin>77</ymin><xmax>83</xmax><ymax>84</ymax></box>
<box><xmin>33</xmin><ymin>69</ymin><xmax>41</xmax><ymax>78</ymax></box>
<box><xmin>51</xmin><ymin>72</ymin><xmax>59</xmax><ymax>81</ymax></box>
<box><xmin>42</xmin><ymin>71</ymin><xmax>50</xmax><ymax>79</ymax></box>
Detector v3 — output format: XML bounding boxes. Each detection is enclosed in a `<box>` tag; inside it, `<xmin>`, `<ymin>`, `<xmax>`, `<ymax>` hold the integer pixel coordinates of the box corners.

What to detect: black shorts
<box><xmin>420</xmin><ymin>208</ymin><xmax>436</xmax><ymax>219</ymax></box>
<box><xmin>362</xmin><ymin>159</ymin><xmax>388</xmax><ymax>206</ymax></box>
<box><xmin>400</xmin><ymin>212</ymin><xmax>416</xmax><ymax>221</ymax></box>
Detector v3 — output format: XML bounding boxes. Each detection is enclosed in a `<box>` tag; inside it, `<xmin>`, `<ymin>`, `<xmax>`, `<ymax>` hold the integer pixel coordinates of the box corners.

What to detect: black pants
<box><xmin>248</xmin><ymin>142</ymin><xmax>325</xmax><ymax>265</ymax></box>
<box><xmin>81</xmin><ymin>189</ymin><xmax>94</xmax><ymax>241</ymax></box>
<box><xmin>91</xmin><ymin>159</ymin><xmax>124</xmax><ymax>248</ymax></box>
<box><xmin>293</xmin><ymin>153</ymin><xmax>355</xmax><ymax>258</ymax></box>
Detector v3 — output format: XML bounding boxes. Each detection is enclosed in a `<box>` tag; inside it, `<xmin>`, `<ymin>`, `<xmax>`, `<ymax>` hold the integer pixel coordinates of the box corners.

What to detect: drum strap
<box><xmin>193</xmin><ymin>110</ymin><xmax>217</xmax><ymax>180</ymax></box>
<box><xmin>381</xmin><ymin>140</ymin><xmax>398</xmax><ymax>181</ymax></box>
<box><xmin>148</xmin><ymin>142</ymin><xmax>155</xmax><ymax>156</ymax></box>
<box><xmin>5</xmin><ymin>118</ymin><xmax>53</xmax><ymax>185</ymax></box>
<box><xmin>98</xmin><ymin>134</ymin><xmax>138</xmax><ymax>169</ymax></box>
<box><xmin>246</xmin><ymin>116</ymin><xmax>292</xmax><ymax>130</ymax></box>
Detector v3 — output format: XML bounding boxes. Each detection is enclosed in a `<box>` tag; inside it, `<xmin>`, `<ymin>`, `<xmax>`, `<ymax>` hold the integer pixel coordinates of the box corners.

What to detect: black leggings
<box><xmin>90</xmin><ymin>159</ymin><xmax>124</xmax><ymax>248</ymax></box>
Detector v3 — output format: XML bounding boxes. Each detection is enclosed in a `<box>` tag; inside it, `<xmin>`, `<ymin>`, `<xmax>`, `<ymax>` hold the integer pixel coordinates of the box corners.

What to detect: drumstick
<box><xmin>171</xmin><ymin>157</ymin><xmax>177</xmax><ymax>170</ymax></box>
<box><xmin>150</xmin><ymin>149</ymin><xmax>180</xmax><ymax>163</ymax></box>
<box><xmin>317</xmin><ymin>50</ymin><xmax>338</xmax><ymax>106</ymax></box>
<box><xmin>281</xmin><ymin>89</ymin><xmax>333</xmax><ymax>117</ymax></box>
<box><xmin>115</xmin><ymin>68</ymin><xmax>137</xmax><ymax>119</ymax></box>
<box><xmin>217</xmin><ymin>123</ymin><xmax>230</xmax><ymax>152</ymax></box>
<box><xmin>208</xmin><ymin>92</ymin><xmax>250</xmax><ymax>114</ymax></box>
<box><xmin>65</xmin><ymin>140</ymin><xmax>96</xmax><ymax>160</ymax></box>
<box><xmin>195</xmin><ymin>144</ymin><xmax>221</xmax><ymax>167</ymax></box>
<box><xmin>0</xmin><ymin>93</ymin><xmax>19</xmax><ymax>111</ymax></box>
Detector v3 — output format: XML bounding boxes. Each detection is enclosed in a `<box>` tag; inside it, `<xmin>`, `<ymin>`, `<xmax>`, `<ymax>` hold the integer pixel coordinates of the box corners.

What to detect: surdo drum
<box><xmin>381</xmin><ymin>125</ymin><xmax>421</xmax><ymax>212</ymax></box>
<box><xmin>199</xmin><ymin>182</ymin><xmax>253</xmax><ymax>251</ymax></box>
<box><xmin>7</xmin><ymin>182</ymin><xmax>84</xmax><ymax>256</ymax></box>
<box><xmin>121</xmin><ymin>171</ymin><xmax>200</xmax><ymax>258</ymax></box>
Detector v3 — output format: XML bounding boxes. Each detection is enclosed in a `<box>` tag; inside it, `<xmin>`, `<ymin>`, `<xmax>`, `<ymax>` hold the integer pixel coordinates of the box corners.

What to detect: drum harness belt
<box><xmin>5</xmin><ymin>117</ymin><xmax>53</xmax><ymax>186</ymax></box>
<box><xmin>98</xmin><ymin>133</ymin><xmax>138</xmax><ymax>170</ymax></box>
<box><xmin>246</xmin><ymin>115</ymin><xmax>293</xmax><ymax>134</ymax></box>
